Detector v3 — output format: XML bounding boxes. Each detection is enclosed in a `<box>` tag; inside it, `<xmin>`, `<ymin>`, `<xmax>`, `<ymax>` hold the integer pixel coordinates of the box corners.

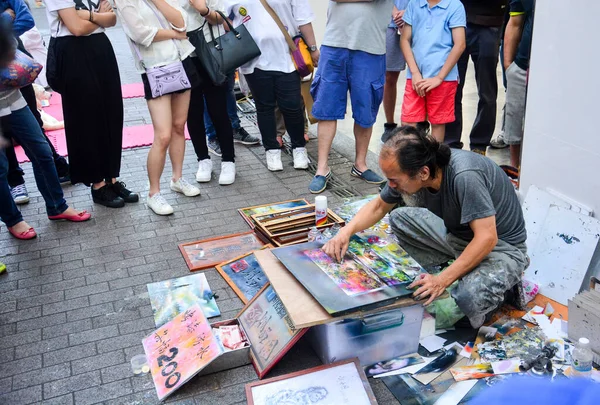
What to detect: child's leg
<box><xmin>425</xmin><ymin>81</ymin><xmax>459</xmax><ymax>143</ymax></box>
<box><xmin>430</xmin><ymin>124</ymin><xmax>446</xmax><ymax>143</ymax></box>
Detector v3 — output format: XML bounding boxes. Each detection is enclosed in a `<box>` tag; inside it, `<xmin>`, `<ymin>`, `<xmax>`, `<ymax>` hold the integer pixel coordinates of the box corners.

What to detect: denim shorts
<box><xmin>310</xmin><ymin>46</ymin><xmax>386</xmax><ymax>128</ymax></box>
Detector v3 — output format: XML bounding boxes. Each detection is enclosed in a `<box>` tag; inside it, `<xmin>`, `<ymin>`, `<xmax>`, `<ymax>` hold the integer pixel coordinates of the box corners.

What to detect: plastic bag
<box><xmin>426</xmin><ymin>282</ymin><xmax>465</xmax><ymax>330</ymax></box>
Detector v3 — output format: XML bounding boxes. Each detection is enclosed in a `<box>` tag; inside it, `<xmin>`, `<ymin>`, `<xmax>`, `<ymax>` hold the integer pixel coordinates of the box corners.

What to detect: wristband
<box><xmin>200</xmin><ymin>6</ymin><xmax>210</xmax><ymax>17</ymax></box>
<box><xmin>89</xmin><ymin>11</ymin><xmax>94</xmax><ymax>22</ymax></box>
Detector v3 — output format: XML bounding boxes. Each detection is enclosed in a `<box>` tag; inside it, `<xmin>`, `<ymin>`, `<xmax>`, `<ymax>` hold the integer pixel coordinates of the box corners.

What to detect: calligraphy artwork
<box><xmin>216</xmin><ymin>246</ymin><xmax>272</xmax><ymax>304</ymax></box>
<box><xmin>237</xmin><ymin>284</ymin><xmax>307</xmax><ymax>379</ymax></box>
<box><xmin>245</xmin><ymin>359</ymin><xmax>377</xmax><ymax>405</ymax></box>
<box><xmin>179</xmin><ymin>231</ymin><xmax>266</xmax><ymax>271</ymax></box>
<box><xmin>147</xmin><ymin>273</ymin><xmax>220</xmax><ymax>328</ymax></box>
<box><xmin>238</xmin><ymin>199</ymin><xmax>309</xmax><ymax>228</ymax></box>
<box><xmin>142</xmin><ymin>304</ymin><xmax>223</xmax><ymax>401</ymax></box>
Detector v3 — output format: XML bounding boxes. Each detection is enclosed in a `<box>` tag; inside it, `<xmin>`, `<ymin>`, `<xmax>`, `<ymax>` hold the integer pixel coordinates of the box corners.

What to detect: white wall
<box><xmin>520</xmin><ymin>0</ymin><xmax>600</xmax><ymax>282</ymax></box>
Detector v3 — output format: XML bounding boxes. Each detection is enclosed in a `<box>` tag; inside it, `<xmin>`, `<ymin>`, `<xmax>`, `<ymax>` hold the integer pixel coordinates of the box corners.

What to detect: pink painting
<box><xmin>142</xmin><ymin>304</ymin><xmax>223</xmax><ymax>401</ymax></box>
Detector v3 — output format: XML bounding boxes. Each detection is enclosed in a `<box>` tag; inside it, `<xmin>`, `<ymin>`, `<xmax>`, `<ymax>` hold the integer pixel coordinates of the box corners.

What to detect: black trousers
<box><xmin>187</xmin><ymin>56</ymin><xmax>235</xmax><ymax>162</ymax></box>
<box><xmin>245</xmin><ymin>69</ymin><xmax>306</xmax><ymax>151</ymax></box>
<box><xmin>445</xmin><ymin>24</ymin><xmax>502</xmax><ymax>151</ymax></box>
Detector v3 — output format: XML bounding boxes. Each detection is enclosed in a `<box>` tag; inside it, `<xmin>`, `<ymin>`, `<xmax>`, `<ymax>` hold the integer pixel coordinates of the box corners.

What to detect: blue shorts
<box><xmin>310</xmin><ymin>46</ymin><xmax>386</xmax><ymax>128</ymax></box>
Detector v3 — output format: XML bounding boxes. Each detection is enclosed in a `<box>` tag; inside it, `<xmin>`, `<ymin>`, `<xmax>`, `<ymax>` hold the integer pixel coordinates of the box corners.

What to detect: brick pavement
<box><xmin>1</xmin><ymin>21</ymin><xmax>400</xmax><ymax>405</ymax></box>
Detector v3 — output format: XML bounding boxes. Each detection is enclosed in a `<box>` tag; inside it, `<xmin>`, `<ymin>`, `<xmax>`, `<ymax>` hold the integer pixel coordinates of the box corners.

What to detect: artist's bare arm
<box><xmin>417</xmin><ymin>26</ymin><xmax>466</xmax><ymax>93</ymax></box>
<box><xmin>322</xmin><ymin>197</ymin><xmax>395</xmax><ymax>262</ymax></box>
<box><xmin>400</xmin><ymin>23</ymin><xmax>425</xmax><ymax>97</ymax></box>
<box><xmin>503</xmin><ymin>13</ymin><xmax>525</xmax><ymax>69</ymax></box>
<box><xmin>58</xmin><ymin>8</ymin><xmax>100</xmax><ymax>37</ymax></box>
<box><xmin>410</xmin><ymin>216</ymin><xmax>498</xmax><ymax>305</ymax></box>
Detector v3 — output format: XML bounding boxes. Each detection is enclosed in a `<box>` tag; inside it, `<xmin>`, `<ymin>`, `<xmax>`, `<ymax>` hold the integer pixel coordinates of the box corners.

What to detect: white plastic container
<box><xmin>572</xmin><ymin>337</ymin><xmax>593</xmax><ymax>378</ymax></box>
<box><xmin>315</xmin><ymin>196</ymin><xmax>328</xmax><ymax>226</ymax></box>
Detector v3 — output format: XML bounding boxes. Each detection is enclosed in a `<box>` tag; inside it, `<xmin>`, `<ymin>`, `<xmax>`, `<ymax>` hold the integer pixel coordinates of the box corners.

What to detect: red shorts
<box><xmin>401</xmin><ymin>79</ymin><xmax>458</xmax><ymax>125</ymax></box>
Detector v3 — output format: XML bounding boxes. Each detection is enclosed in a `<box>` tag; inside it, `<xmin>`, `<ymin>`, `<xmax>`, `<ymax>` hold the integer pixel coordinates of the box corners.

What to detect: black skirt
<box><xmin>50</xmin><ymin>33</ymin><xmax>124</xmax><ymax>186</ymax></box>
<box><xmin>141</xmin><ymin>57</ymin><xmax>200</xmax><ymax>100</ymax></box>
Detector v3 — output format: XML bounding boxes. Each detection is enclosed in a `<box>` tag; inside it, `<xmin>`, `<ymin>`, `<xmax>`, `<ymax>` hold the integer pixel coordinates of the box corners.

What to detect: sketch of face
<box><xmin>305</xmin><ymin>387</ymin><xmax>328</xmax><ymax>402</ymax></box>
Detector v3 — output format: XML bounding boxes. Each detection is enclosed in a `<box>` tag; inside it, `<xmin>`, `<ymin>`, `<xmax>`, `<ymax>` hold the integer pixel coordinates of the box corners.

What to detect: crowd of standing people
<box><xmin>0</xmin><ymin>0</ymin><xmax>534</xmax><ymax>239</ymax></box>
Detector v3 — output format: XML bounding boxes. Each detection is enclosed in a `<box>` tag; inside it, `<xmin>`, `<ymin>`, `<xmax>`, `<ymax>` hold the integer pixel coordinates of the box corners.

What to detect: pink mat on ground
<box><xmin>15</xmin><ymin>125</ymin><xmax>191</xmax><ymax>163</ymax></box>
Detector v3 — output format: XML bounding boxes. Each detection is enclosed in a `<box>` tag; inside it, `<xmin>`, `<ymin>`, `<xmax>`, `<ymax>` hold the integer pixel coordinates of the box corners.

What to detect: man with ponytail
<box><xmin>324</xmin><ymin>126</ymin><xmax>527</xmax><ymax>329</ymax></box>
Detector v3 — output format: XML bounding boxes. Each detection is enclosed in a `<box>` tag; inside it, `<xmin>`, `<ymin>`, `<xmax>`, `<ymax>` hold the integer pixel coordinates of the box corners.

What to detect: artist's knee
<box><xmin>390</xmin><ymin>207</ymin><xmax>428</xmax><ymax>234</ymax></box>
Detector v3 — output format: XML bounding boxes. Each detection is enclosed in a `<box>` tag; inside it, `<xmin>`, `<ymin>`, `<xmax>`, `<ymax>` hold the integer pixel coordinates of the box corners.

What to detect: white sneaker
<box><xmin>266</xmin><ymin>149</ymin><xmax>283</xmax><ymax>171</ymax></box>
<box><xmin>196</xmin><ymin>159</ymin><xmax>213</xmax><ymax>183</ymax></box>
<box><xmin>293</xmin><ymin>147</ymin><xmax>309</xmax><ymax>170</ymax></box>
<box><xmin>170</xmin><ymin>177</ymin><xmax>201</xmax><ymax>197</ymax></box>
<box><xmin>147</xmin><ymin>193</ymin><xmax>174</xmax><ymax>216</ymax></box>
<box><xmin>219</xmin><ymin>162</ymin><xmax>236</xmax><ymax>185</ymax></box>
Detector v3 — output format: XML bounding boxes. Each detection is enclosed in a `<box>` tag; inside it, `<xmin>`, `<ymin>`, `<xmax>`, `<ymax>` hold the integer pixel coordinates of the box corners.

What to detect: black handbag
<box><xmin>188</xmin><ymin>27</ymin><xmax>227</xmax><ymax>86</ymax></box>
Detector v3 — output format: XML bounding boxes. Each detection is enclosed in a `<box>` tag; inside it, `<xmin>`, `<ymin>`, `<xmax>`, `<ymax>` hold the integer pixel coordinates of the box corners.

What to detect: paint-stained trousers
<box><xmin>390</xmin><ymin>207</ymin><xmax>528</xmax><ymax>329</ymax></box>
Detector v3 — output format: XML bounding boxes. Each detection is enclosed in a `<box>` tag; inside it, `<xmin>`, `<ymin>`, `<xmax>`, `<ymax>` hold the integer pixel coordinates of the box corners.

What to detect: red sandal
<box><xmin>48</xmin><ymin>210</ymin><xmax>92</xmax><ymax>222</ymax></box>
<box><xmin>8</xmin><ymin>226</ymin><xmax>37</xmax><ymax>240</ymax></box>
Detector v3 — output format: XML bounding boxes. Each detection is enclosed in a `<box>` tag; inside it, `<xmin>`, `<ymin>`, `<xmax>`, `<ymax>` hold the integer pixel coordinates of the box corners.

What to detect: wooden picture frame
<box><xmin>215</xmin><ymin>245</ymin><xmax>273</xmax><ymax>304</ymax></box>
<box><xmin>179</xmin><ymin>231</ymin><xmax>266</xmax><ymax>271</ymax></box>
<box><xmin>245</xmin><ymin>358</ymin><xmax>377</xmax><ymax>405</ymax></box>
<box><xmin>236</xmin><ymin>283</ymin><xmax>308</xmax><ymax>379</ymax></box>
<box><xmin>238</xmin><ymin>199</ymin><xmax>310</xmax><ymax>229</ymax></box>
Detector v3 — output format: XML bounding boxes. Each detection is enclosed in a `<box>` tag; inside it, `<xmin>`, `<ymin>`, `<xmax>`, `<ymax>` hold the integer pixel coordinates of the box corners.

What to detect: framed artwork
<box><xmin>147</xmin><ymin>273</ymin><xmax>220</xmax><ymax>328</ymax></box>
<box><xmin>179</xmin><ymin>231</ymin><xmax>266</xmax><ymax>271</ymax></box>
<box><xmin>245</xmin><ymin>358</ymin><xmax>377</xmax><ymax>405</ymax></box>
<box><xmin>238</xmin><ymin>199</ymin><xmax>310</xmax><ymax>228</ymax></box>
<box><xmin>272</xmin><ymin>236</ymin><xmax>427</xmax><ymax>316</ymax></box>
<box><xmin>215</xmin><ymin>245</ymin><xmax>273</xmax><ymax>304</ymax></box>
<box><xmin>237</xmin><ymin>284</ymin><xmax>307</xmax><ymax>379</ymax></box>
<box><xmin>143</xmin><ymin>304</ymin><xmax>223</xmax><ymax>401</ymax></box>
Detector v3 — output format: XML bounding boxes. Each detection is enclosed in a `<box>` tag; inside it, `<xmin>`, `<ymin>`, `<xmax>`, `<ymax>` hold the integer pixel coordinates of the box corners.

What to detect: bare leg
<box><xmin>509</xmin><ymin>144</ymin><xmax>521</xmax><ymax>168</ymax></box>
<box><xmin>431</xmin><ymin>124</ymin><xmax>445</xmax><ymax>143</ymax></box>
<box><xmin>146</xmin><ymin>95</ymin><xmax>173</xmax><ymax>197</ymax></box>
<box><xmin>383</xmin><ymin>71</ymin><xmax>400</xmax><ymax>124</ymax></box>
<box><xmin>168</xmin><ymin>90</ymin><xmax>191</xmax><ymax>182</ymax></box>
<box><xmin>316</xmin><ymin>120</ymin><xmax>337</xmax><ymax>176</ymax></box>
<box><xmin>353</xmin><ymin>123</ymin><xmax>373</xmax><ymax>172</ymax></box>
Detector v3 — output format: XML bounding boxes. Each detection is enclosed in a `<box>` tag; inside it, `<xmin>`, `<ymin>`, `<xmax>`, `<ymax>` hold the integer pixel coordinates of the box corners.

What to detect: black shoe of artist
<box><xmin>92</xmin><ymin>184</ymin><xmax>125</xmax><ymax>208</ymax></box>
<box><xmin>111</xmin><ymin>181</ymin><xmax>139</xmax><ymax>203</ymax></box>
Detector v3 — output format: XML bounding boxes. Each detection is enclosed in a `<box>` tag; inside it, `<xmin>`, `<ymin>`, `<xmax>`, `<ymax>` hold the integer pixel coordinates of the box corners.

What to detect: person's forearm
<box><xmin>438</xmin><ymin>234</ymin><xmax>497</xmax><ymax>286</ymax></box>
<box><xmin>70</xmin><ymin>19</ymin><xmax>100</xmax><ymax>36</ymax></box>
<box><xmin>503</xmin><ymin>20</ymin><xmax>523</xmax><ymax>68</ymax></box>
<box><xmin>189</xmin><ymin>0</ymin><xmax>221</xmax><ymax>25</ymax></box>
<box><xmin>435</xmin><ymin>40</ymin><xmax>465</xmax><ymax>80</ymax></box>
<box><xmin>152</xmin><ymin>0</ymin><xmax>185</xmax><ymax>29</ymax></box>
<box><xmin>152</xmin><ymin>28</ymin><xmax>178</xmax><ymax>42</ymax></box>
<box><xmin>342</xmin><ymin>197</ymin><xmax>393</xmax><ymax>236</ymax></box>
<box><xmin>89</xmin><ymin>11</ymin><xmax>116</xmax><ymax>28</ymax></box>
<box><xmin>299</xmin><ymin>23</ymin><xmax>317</xmax><ymax>48</ymax></box>
<box><xmin>400</xmin><ymin>35</ymin><xmax>420</xmax><ymax>77</ymax></box>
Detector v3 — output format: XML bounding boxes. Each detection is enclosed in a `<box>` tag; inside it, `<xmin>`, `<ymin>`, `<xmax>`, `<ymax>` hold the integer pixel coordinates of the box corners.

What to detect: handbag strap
<box><xmin>206</xmin><ymin>10</ymin><xmax>241</xmax><ymax>49</ymax></box>
<box><xmin>258</xmin><ymin>0</ymin><xmax>297</xmax><ymax>52</ymax></box>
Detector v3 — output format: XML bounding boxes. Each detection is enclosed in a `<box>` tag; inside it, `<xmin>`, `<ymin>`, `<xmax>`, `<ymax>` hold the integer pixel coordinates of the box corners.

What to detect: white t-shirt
<box><xmin>179</xmin><ymin>0</ymin><xmax>226</xmax><ymax>41</ymax></box>
<box><xmin>222</xmin><ymin>0</ymin><xmax>314</xmax><ymax>75</ymax></box>
<box><xmin>44</xmin><ymin>0</ymin><xmax>105</xmax><ymax>38</ymax></box>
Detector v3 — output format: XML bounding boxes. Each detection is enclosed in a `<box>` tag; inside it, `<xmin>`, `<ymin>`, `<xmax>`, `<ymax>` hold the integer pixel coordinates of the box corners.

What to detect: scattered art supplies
<box><xmin>179</xmin><ymin>231</ymin><xmax>266</xmax><ymax>271</ymax></box>
<box><xmin>272</xmin><ymin>237</ymin><xmax>426</xmax><ymax>317</ymax></box>
<box><xmin>252</xmin><ymin>204</ymin><xmax>345</xmax><ymax>247</ymax></box>
<box><xmin>420</xmin><ymin>335</ymin><xmax>447</xmax><ymax>353</ymax></box>
<box><xmin>364</xmin><ymin>354</ymin><xmax>424</xmax><ymax>378</ymax></box>
<box><xmin>491</xmin><ymin>358</ymin><xmax>522</xmax><ymax>375</ymax></box>
<box><xmin>142</xmin><ymin>305</ymin><xmax>224</xmax><ymax>401</ymax></box>
<box><xmin>216</xmin><ymin>245</ymin><xmax>273</xmax><ymax>304</ymax></box>
<box><xmin>237</xmin><ymin>284</ymin><xmax>307</xmax><ymax>379</ymax></box>
<box><xmin>147</xmin><ymin>273</ymin><xmax>220</xmax><ymax>328</ymax></box>
<box><xmin>238</xmin><ymin>199</ymin><xmax>310</xmax><ymax>228</ymax></box>
<box><xmin>245</xmin><ymin>358</ymin><xmax>377</xmax><ymax>405</ymax></box>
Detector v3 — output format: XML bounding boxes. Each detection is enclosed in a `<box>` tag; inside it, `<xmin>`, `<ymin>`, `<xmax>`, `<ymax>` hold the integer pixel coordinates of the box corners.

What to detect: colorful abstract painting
<box><xmin>239</xmin><ymin>199</ymin><xmax>309</xmax><ymax>228</ymax></box>
<box><xmin>347</xmin><ymin>236</ymin><xmax>413</xmax><ymax>285</ymax></box>
<box><xmin>147</xmin><ymin>273</ymin><xmax>220</xmax><ymax>328</ymax></box>
<box><xmin>237</xmin><ymin>284</ymin><xmax>307</xmax><ymax>378</ymax></box>
<box><xmin>217</xmin><ymin>250</ymin><xmax>270</xmax><ymax>303</ymax></box>
<box><xmin>143</xmin><ymin>305</ymin><xmax>224</xmax><ymax>401</ymax></box>
<box><xmin>303</xmin><ymin>249</ymin><xmax>385</xmax><ymax>296</ymax></box>
<box><xmin>179</xmin><ymin>232</ymin><xmax>265</xmax><ymax>271</ymax></box>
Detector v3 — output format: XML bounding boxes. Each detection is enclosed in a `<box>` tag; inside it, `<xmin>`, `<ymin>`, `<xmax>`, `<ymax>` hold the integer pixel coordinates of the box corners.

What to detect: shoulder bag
<box><xmin>258</xmin><ymin>0</ymin><xmax>313</xmax><ymax>78</ymax></box>
<box><xmin>0</xmin><ymin>49</ymin><xmax>43</xmax><ymax>91</ymax></box>
<box><xmin>133</xmin><ymin>0</ymin><xmax>191</xmax><ymax>99</ymax></box>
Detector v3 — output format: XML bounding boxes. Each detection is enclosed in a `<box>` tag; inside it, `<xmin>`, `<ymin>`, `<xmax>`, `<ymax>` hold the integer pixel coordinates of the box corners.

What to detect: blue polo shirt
<box><xmin>389</xmin><ymin>0</ymin><xmax>410</xmax><ymax>29</ymax></box>
<box><xmin>403</xmin><ymin>0</ymin><xmax>466</xmax><ymax>81</ymax></box>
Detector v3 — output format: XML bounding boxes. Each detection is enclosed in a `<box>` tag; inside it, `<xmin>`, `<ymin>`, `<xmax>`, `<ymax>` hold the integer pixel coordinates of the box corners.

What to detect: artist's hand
<box><xmin>409</xmin><ymin>273</ymin><xmax>448</xmax><ymax>306</ymax></box>
<box><xmin>99</xmin><ymin>1</ymin><xmax>113</xmax><ymax>13</ymax></box>
<box><xmin>310</xmin><ymin>48</ymin><xmax>320</xmax><ymax>68</ymax></box>
<box><xmin>411</xmin><ymin>72</ymin><xmax>425</xmax><ymax>97</ymax></box>
<box><xmin>4</xmin><ymin>8</ymin><xmax>15</xmax><ymax>21</ymax></box>
<box><xmin>393</xmin><ymin>9</ymin><xmax>405</xmax><ymax>28</ymax></box>
<box><xmin>416</xmin><ymin>77</ymin><xmax>443</xmax><ymax>94</ymax></box>
<box><xmin>322</xmin><ymin>229</ymin><xmax>350</xmax><ymax>263</ymax></box>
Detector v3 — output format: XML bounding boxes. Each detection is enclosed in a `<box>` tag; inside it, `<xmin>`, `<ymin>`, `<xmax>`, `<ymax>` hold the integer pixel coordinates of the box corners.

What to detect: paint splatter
<box><xmin>556</xmin><ymin>233</ymin><xmax>580</xmax><ymax>244</ymax></box>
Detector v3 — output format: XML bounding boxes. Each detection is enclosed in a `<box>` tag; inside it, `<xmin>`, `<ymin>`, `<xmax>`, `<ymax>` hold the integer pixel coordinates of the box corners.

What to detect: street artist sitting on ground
<box><xmin>323</xmin><ymin>126</ymin><xmax>528</xmax><ymax>328</ymax></box>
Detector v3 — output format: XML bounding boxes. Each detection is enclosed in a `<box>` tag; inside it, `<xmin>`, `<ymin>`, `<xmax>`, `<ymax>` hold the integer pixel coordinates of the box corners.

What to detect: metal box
<box><xmin>309</xmin><ymin>305</ymin><xmax>424</xmax><ymax>366</ymax></box>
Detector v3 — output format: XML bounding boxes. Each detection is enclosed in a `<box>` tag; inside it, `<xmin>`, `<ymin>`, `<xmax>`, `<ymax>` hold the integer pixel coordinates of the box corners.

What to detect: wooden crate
<box><xmin>251</xmin><ymin>204</ymin><xmax>345</xmax><ymax>246</ymax></box>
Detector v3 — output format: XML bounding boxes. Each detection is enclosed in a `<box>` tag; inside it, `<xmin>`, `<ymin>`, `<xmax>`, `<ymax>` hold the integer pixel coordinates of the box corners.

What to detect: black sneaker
<box><xmin>207</xmin><ymin>139</ymin><xmax>222</xmax><ymax>157</ymax></box>
<box><xmin>233</xmin><ymin>127</ymin><xmax>261</xmax><ymax>145</ymax></box>
<box><xmin>111</xmin><ymin>181</ymin><xmax>139</xmax><ymax>203</ymax></box>
<box><xmin>91</xmin><ymin>184</ymin><xmax>125</xmax><ymax>208</ymax></box>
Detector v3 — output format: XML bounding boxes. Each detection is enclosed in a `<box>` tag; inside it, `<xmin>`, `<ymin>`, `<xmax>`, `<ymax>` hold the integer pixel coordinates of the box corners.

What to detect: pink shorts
<box><xmin>401</xmin><ymin>79</ymin><xmax>458</xmax><ymax>125</ymax></box>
